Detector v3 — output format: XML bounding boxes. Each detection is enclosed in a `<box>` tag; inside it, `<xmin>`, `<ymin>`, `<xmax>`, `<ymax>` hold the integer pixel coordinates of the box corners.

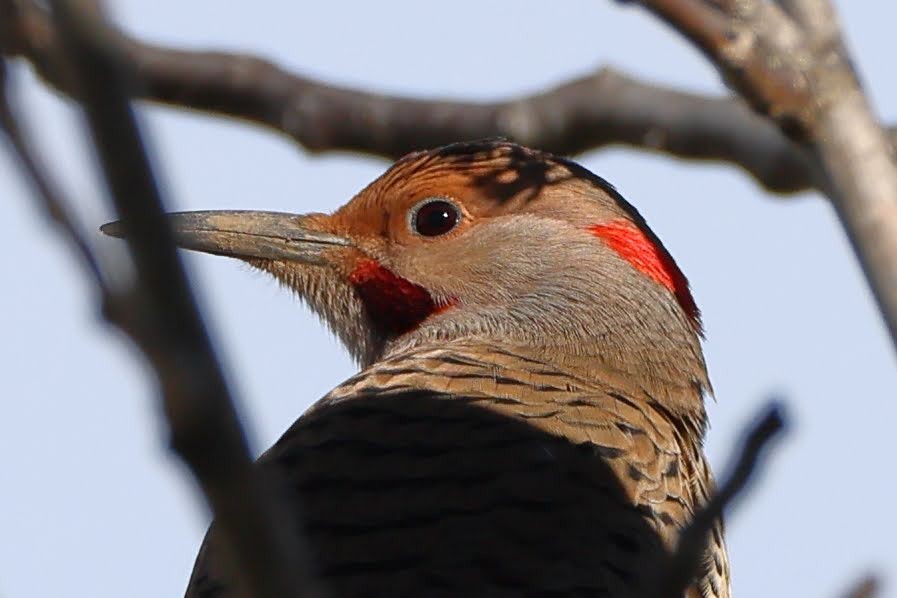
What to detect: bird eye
<box><xmin>411</xmin><ymin>199</ymin><xmax>461</xmax><ymax>237</ymax></box>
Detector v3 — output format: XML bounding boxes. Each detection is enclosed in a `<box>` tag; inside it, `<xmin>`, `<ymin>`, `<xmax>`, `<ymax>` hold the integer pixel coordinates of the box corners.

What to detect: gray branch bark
<box><xmin>633</xmin><ymin>0</ymin><xmax>897</xmax><ymax>351</ymax></box>
<box><xmin>6</xmin><ymin>0</ymin><xmax>890</xmax><ymax>195</ymax></box>
<box><xmin>0</xmin><ymin>2</ymin><xmax>324</xmax><ymax>596</ymax></box>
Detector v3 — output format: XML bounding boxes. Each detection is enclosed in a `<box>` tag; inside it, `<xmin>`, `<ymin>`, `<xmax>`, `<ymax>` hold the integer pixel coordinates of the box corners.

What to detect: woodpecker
<box><xmin>109</xmin><ymin>141</ymin><xmax>728</xmax><ymax>597</ymax></box>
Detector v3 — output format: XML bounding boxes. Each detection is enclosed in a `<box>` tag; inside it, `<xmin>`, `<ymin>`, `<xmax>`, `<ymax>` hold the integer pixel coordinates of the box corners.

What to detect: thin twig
<box><xmin>0</xmin><ymin>60</ymin><xmax>106</xmax><ymax>289</ymax></box>
<box><xmin>840</xmin><ymin>574</ymin><xmax>880</xmax><ymax>598</ymax></box>
<box><xmin>39</xmin><ymin>1</ymin><xmax>324</xmax><ymax>596</ymax></box>
<box><xmin>647</xmin><ymin>401</ymin><xmax>787</xmax><ymax>597</ymax></box>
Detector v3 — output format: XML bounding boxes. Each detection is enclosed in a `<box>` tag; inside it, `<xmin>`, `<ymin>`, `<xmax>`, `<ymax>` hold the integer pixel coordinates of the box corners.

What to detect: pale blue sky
<box><xmin>1</xmin><ymin>2</ymin><xmax>895</xmax><ymax>596</ymax></box>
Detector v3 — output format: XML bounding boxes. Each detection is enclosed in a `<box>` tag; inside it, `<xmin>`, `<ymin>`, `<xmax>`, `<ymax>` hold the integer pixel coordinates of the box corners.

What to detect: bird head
<box><xmin>104</xmin><ymin>141</ymin><xmax>709</xmax><ymax>411</ymax></box>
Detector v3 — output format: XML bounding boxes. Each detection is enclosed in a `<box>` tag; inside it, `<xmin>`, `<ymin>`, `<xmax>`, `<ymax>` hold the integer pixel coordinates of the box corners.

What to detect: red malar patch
<box><xmin>348</xmin><ymin>259</ymin><xmax>453</xmax><ymax>336</ymax></box>
<box><xmin>589</xmin><ymin>220</ymin><xmax>701</xmax><ymax>330</ymax></box>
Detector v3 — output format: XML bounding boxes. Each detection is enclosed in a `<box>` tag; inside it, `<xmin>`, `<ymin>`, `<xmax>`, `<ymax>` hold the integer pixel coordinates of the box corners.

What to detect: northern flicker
<box><xmin>111</xmin><ymin>141</ymin><xmax>729</xmax><ymax>597</ymax></box>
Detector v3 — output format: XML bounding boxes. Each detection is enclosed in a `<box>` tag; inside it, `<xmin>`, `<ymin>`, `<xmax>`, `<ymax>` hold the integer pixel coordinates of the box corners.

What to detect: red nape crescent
<box><xmin>590</xmin><ymin>219</ymin><xmax>701</xmax><ymax>331</ymax></box>
<box><xmin>348</xmin><ymin>259</ymin><xmax>455</xmax><ymax>336</ymax></box>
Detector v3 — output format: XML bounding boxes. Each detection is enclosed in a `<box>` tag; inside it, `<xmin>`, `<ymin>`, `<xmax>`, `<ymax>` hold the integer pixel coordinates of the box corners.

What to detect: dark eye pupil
<box><xmin>414</xmin><ymin>200</ymin><xmax>459</xmax><ymax>237</ymax></box>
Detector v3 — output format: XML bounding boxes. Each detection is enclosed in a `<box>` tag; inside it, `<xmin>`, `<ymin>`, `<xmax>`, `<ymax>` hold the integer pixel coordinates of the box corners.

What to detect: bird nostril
<box><xmin>411</xmin><ymin>198</ymin><xmax>461</xmax><ymax>237</ymax></box>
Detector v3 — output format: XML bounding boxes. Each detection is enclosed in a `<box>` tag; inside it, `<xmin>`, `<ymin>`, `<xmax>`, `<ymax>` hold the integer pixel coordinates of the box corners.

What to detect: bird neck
<box><xmin>385</xmin><ymin>302</ymin><xmax>710</xmax><ymax>428</ymax></box>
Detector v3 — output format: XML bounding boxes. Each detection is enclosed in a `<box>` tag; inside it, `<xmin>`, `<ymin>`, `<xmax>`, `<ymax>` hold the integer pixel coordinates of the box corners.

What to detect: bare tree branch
<box><xmin>840</xmin><ymin>574</ymin><xmax>880</xmax><ymax>598</ymax></box>
<box><xmin>0</xmin><ymin>1</ymin><xmax>325</xmax><ymax>596</ymax></box>
<box><xmin>783</xmin><ymin>0</ymin><xmax>897</xmax><ymax>354</ymax></box>
<box><xmin>0</xmin><ymin>60</ymin><xmax>106</xmax><ymax>290</ymax></box>
<box><xmin>775</xmin><ymin>0</ymin><xmax>837</xmax><ymax>38</ymax></box>
<box><xmin>628</xmin><ymin>0</ymin><xmax>810</xmax><ymax>125</ymax></box>
<box><xmin>9</xmin><ymin>0</ymin><xmax>892</xmax><ymax>195</ymax></box>
<box><xmin>645</xmin><ymin>401</ymin><xmax>787</xmax><ymax>598</ymax></box>
<box><xmin>629</xmin><ymin>0</ymin><xmax>897</xmax><ymax>351</ymax></box>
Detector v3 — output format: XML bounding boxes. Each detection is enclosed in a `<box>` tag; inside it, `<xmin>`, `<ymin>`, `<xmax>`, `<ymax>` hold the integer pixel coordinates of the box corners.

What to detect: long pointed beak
<box><xmin>101</xmin><ymin>210</ymin><xmax>351</xmax><ymax>264</ymax></box>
